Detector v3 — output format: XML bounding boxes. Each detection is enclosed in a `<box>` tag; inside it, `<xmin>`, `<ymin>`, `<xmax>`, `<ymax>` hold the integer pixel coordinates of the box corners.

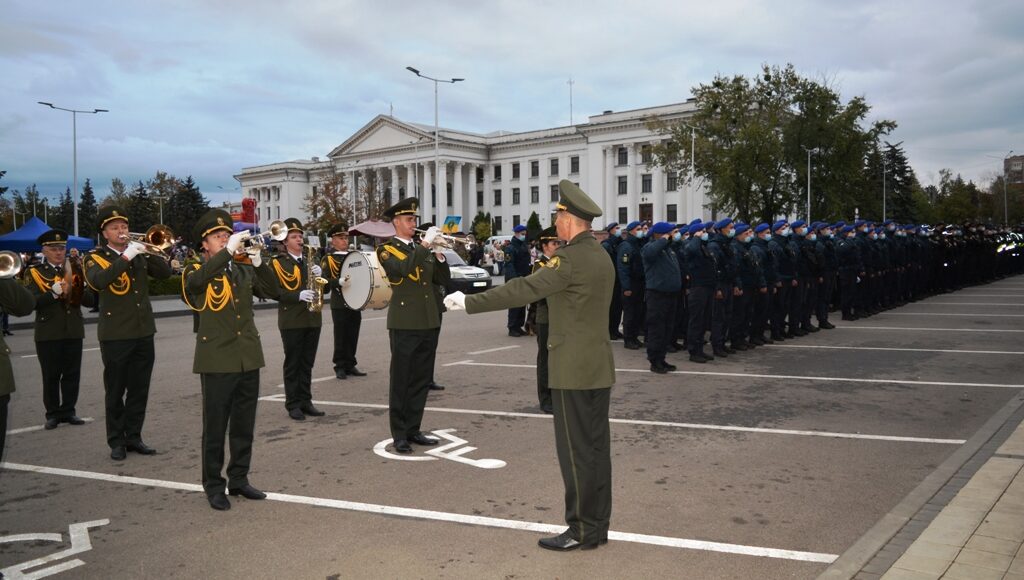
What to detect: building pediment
<box><xmin>328</xmin><ymin>115</ymin><xmax>432</xmax><ymax>158</ymax></box>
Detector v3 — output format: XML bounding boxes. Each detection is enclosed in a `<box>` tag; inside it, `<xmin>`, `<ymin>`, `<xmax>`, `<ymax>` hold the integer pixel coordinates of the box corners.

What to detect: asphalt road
<box><xmin>2</xmin><ymin>276</ymin><xmax>1023</xmax><ymax>579</ymax></box>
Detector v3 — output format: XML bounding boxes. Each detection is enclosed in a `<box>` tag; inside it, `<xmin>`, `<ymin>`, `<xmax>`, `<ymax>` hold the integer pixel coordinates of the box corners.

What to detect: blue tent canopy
<box><xmin>0</xmin><ymin>217</ymin><xmax>95</xmax><ymax>252</ymax></box>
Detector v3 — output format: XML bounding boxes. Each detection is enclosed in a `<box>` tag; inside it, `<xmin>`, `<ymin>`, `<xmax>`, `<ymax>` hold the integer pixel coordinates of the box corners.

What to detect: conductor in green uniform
<box><xmin>84</xmin><ymin>206</ymin><xmax>173</xmax><ymax>461</ymax></box>
<box><xmin>376</xmin><ymin>198</ymin><xmax>451</xmax><ymax>454</ymax></box>
<box><xmin>0</xmin><ymin>267</ymin><xmax>35</xmax><ymax>460</ymax></box>
<box><xmin>184</xmin><ymin>210</ymin><xmax>278</xmax><ymax>511</ymax></box>
<box><xmin>27</xmin><ymin>229</ymin><xmax>96</xmax><ymax>429</ymax></box>
<box><xmin>445</xmin><ymin>180</ymin><xmax>616</xmax><ymax>551</ymax></box>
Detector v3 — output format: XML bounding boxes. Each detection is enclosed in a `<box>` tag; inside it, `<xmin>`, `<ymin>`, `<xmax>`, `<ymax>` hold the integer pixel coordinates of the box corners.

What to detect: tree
<box><xmin>303</xmin><ymin>172</ymin><xmax>349</xmax><ymax>233</ymax></box>
<box><xmin>147</xmin><ymin>171</ymin><xmax>180</xmax><ymax>225</ymax></box>
<box><xmin>526</xmin><ymin>211</ymin><xmax>542</xmax><ymax>241</ymax></box>
<box><xmin>51</xmin><ymin>187</ymin><xmax>74</xmax><ymax>232</ymax></box>
<box><xmin>79</xmin><ymin>178</ymin><xmax>99</xmax><ymax>239</ymax></box>
<box><xmin>471</xmin><ymin>211</ymin><xmax>492</xmax><ymax>241</ymax></box>
<box><xmin>0</xmin><ymin>171</ymin><xmax>11</xmax><ymax>233</ymax></box>
<box><xmin>102</xmin><ymin>178</ymin><xmax>130</xmax><ymax>209</ymax></box>
<box><xmin>166</xmin><ymin>175</ymin><xmax>209</xmax><ymax>245</ymax></box>
<box><xmin>127</xmin><ymin>180</ymin><xmax>157</xmax><ymax>232</ymax></box>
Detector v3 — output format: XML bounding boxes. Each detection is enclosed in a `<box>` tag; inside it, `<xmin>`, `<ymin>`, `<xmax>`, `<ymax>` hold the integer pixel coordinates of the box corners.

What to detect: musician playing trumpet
<box><xmin>28</xmin><ymin>228</ymin><xmax>96</xmax><ymax>430</ymax></box>
<box><xmin>321</xmin><ymin>223</ymin><xmax>366</xmax><ymax>380</ymax></box>
<box><xmin>84</xmin><ymin>206</ymin><xmax>172</xmax><ymax>461</ymax></box>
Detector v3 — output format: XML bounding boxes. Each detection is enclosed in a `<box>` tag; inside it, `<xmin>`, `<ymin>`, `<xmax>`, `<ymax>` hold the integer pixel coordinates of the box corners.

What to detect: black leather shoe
<box><xmin>127</xmin><ymin>441</ymin><xmax>157</xmax><ymax>455</ymax></box>
<box><xmin>540</xmin><ymin>404</ymin><xmax>554</xmax><ymax>414</ymax></box>
<box><xmin>538</xmin><ymin>530</ymin><xmax>602</xmax><ymax>551</ymax></box>
<box><xmin>393</xmin><ymin>439</ymin><xmax>412</xmax><ymax>454</ymax></box>
<box><xmin>623</xmin><ymin>339</ymin><xmax>642</xmax><ymax>350</ymax></box>
<box><xmin>66</xmin><ymin>416</ymin><xmax>86</xmax><ymax>425</ymax></box>
<box><xmin>288</xmin><ymin>408</ymin><xmax>306</xmax><ymax>421</ymax></box>
<box><xmin>300</xmin><ymin>404</ymin><xmax>325</xmax><ymax>417</ymax></box>
<box><xmin>110</xmin><ymin>446</ymin><xmax>127</xmax><ymax>461</ymax></box>
<box><xmin>345</xmin><ymin>367</ymin><xmax>367</xmax><ymax>377</ymax></box>
<box><xmin>208</xmin><ymin>493</ymin><xmax>231</xmax><ymax>511</ymax></box>
<box><xmin>228</xmin><ymin>484</ymin><xmax>267</xmax><ymax>500</ymax></box>
<box><xmin>508</xmin><ymin>328</ymin><xmax>524</xmax><ymax>337</ymax></box>
<box><xmin>689</xmin><ymin>353</ymin><xmax>708</xmax><ymax>363</ymax></box>
<box><xmin>725</xmin><ymin>346</ymin><xmax>737</xmax><ymax>354</ymax></box>
<box><xmin>819</xmin><ymin>321</ymin><xmax>835</xmax><ymax>330</ymax></box>
<box><xmin>609</xmin><ymin>332</ymin><xmax>624</xmax><ymax>340</ymax></box>
<box><xmin>663</xmin><ymin>362</ymin><xmax>677</xmax><ymax>372</ymax></box>
<box><xmin>650</xmin><ymin>362</ymin><xmax>668</xmax><ymax>374</ymax></box>
<box><xmin>732</xmin><ymin>342</ymin><xmax>748</xmax><ymax>351</ymax></box>
<box><xmin>713</xmin><ymin>348</ymin><xmax>728</xmax><ymax>358</ymax></box>
<box><xmin>428</xmin><ymin>382</ymin><xmax>445</xmax><ymax>391</ymax></box>
<box><xmin>666</xmin><ymin>343</ymin><xmax>679</xmax><ymax>353</ymax></box>
<box><xmin>805</xmin><ymin>325</ymin><xmax>820</xmax><ymax>333</ymax></box>
<box><xmin>335</xmin><ymin>370</ymin><xmax>348</xmax><ymax>379</ymax></box>
<box><xmin>409</xmin><ymin>433</ymin><xmax>439</xmax><ymax>446</ymax></box>
<box><xmin>45</xmin><ymin>418</ymin><xmax>59</xmax><ymax>430</ymax></box>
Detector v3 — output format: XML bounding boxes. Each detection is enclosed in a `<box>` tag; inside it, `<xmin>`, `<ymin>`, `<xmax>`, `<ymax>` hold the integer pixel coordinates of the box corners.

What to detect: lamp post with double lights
<box><xmin>802</xmin><ymin>146</ymin><xmax>819</xmax><ymax>221</ymax></box>
<box><xmin>406</xmin><ymin>67</ymin><xmax>463</xmax><ymax>222</ymax></box>
<box><xmin>37</xmin><ymin>102</ymin><xmax>108</xmax><ymax>237</ymax></box>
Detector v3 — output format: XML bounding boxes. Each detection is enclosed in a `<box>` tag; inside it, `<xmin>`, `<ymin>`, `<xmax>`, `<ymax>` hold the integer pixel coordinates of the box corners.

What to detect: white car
<box><xmin>443</xmin><ymin>250</ymin><xmax>493</xmax><ymax>294</ymax></box>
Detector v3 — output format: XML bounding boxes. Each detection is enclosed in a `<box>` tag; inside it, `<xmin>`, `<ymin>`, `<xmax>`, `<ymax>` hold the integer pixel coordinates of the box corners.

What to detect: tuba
<box><xmin>0</xmin><ymin>250</ymin><xmax>22</xmax><ymax>279</ymax></box>
<box><xmin>306</xmin><ymin>245</ymin><xmax>328</xmax><ymax>313</ymax></box>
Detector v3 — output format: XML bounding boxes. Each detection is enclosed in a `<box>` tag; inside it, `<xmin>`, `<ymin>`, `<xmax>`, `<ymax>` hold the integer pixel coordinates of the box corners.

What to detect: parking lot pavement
<box><xmin>1</xmin><ymin>276</ymin><xmax>1022</xmax><ymax>579</ymax></box>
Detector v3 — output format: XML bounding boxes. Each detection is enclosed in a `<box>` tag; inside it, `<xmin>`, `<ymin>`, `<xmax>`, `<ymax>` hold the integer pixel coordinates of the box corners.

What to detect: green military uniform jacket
<box><xmin>376</xmin><ymin>238</ymin><xmax>451</xmax><ymax>330</ymax></box>
<box><xmin>322</xmin><ymin>251</ymin><xmax>350</xmax><ymax>310</ymax></box>
<box><xmin>269</xmin><ymin>253</ymin><xmax>322</xmax><ymax>330</ymax></box>
<box><xmin>184</xmin><ymin>249</ymin><xmax>278</xmax><ymax>373</ymax></box>
<box><xmin>26</xmin><ymin>262</ymin><xmax>96</xmax><ymax>342</ymax></box>
<box><xmin>84</xmin><ymin>245</ymin><xmax>173</xmax><ymax>341</ymax></box>
<box><xmin>530</xmin><ymin>255</ymin><xmax>551</xmax><ymax>325</ymax></box>
<box><xmin>466</xmin><ymin>232</ymin><xmax>615</xmax><ymax>390</ymax></box>
<box><xmin>0</xmin><ymin>278</ymin><xmax>35</xmax><ymax>397</ymax></box>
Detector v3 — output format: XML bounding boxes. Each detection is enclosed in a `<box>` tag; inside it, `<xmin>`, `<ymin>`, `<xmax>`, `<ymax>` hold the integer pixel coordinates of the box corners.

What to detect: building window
<box><xmin>530</xmin><ymin>160</ymin><xmax>539</xmax><ymax>178</ymax></box>
<box><xmin>618</xmin><ymin>176</ymin><xmax>627</xmax><ymax>195</ymax></box>
<box><xmin>512</xmin><ymin>163</ymin><xmax>520</xmax><ymax>179</ymax></box>
<box><xmin>265</xmin><ymin>207</ymin><xmax>271</xmax><ymax>221</ymax></box>
<box><xmin>641</xmin><ymin>145</ymin><xmax>653</xmax><ymax>164</ymax></box>
<box><xmin>512</xmin><ymin>187</ymin><xmax>521</xmax><ymax>205</ymax></box>
<box><xmin>477</xmin><ymin>167</ymin><xmax>484</xmax><ymax>182</ymax></box>
<box><xmin>399</xmin><ymin>187</ymin><xmax>406</xmax><ymax>200</ymax></box>
<box><xmin>667</xmin><ymin>172</ymin><xmax>678</xmax><ymax>192</ymax></box>
<box><xmin>617</xmin><ymin>147</ymin><xmax>628</xmax><ymax>166</ymax></box>
<box><xmin>530</xmin><ymin>186</ymin><xmax>539</xmax><ymax>204</ymax></box>
<box><xmin>550</xmin><ymin>158</ymin><xmax>559</xmax><ymax>175</ymax></box>
<box><xmin>667</xmin><ymin>204</ymin><xmax>677</xmax><ymax>223</ymax></box>
<box><xmin>550</xmin><ymin>185</ymin><xmax>559</xmax><ymax>202</ymax></box>
<box><xmin>476</xmin><ymin>190</ymin><xmax>484</xmax><ymax>208</ymax></box>
<box><xmin>273</xmin><ymin>206</ymin><xmax>279</xmax><ymax>219</ymax></box>
<box><xmin>274</xmin><ymin>187</ymin><xmax>280</xmax><ymax>201</ymax></box>
<box><xmin>513</xmin><ymin>214</ymin><xmax>521</xmax><ymax>227</ymax></box>
<box><xmin>494</xmin><ymin>189</ymin><xmax>502</xmax><ymax>206</ymax></box>
<box><xmin>570</xmin><ymin>156</ymin><xmax>580</xmax><ymax>174</ymax></box>
<box><xmin>493</xmin><ymin>216</ymin><xmax>502</xmax><ymax>234</ymax></box>
<box><xmin>312</xmin><ymin>185</ymin><xmax>318</xmax><ymax>197</ymax></box>
<box><xmin>642</xmin><ymin>174</ymin><xmax>652</xmax><ymax>193</ymax></box>
<box><xmin>385</xmin><ymin>191</ymin><xmax>392</xmax><ymax>207</ymax></box>
<box><xmin>446</xmin><ymin>183</ymin><xmax>453</xmax><ymax>207</ymax></box>
<box><xmin>494</xmin><ymin>165</ymin><xmax>502</xmax><ymax>180</ymax></box>
<box><xmin>618</xmin><ymin>207</ymin><xmax>627</xmax><ymax>224</ymax></box>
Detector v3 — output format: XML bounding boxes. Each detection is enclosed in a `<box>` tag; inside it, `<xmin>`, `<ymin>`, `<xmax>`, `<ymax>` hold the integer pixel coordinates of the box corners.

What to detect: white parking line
<box><xmin>468</xmin><ymin>345</ymin><xmax>521</xmax><ymax>355</ymax></box>
<box><xmin>916</xmin><ymin>303</ymin><xmax>1024</xmax><ymax>306</ymax></box>
<box><xmin>6</xmin><ymin>418</ymin><xmax>95</xmax><ymax>435</ymax></box>
<box><xmin>256</xmin><ymin>394</ymin><xmax>965</xmax><ymax>444</ymax></box>
<box><xmin>0</xmin><ymin>461</ymin><xmax>838</xmax><ymax>563</ymax></box>
<box><xmin>834</xmin><ymin>326</ymin><xmax>1024</xmax><ymax>333</ymax></box>
<box><xmin>21</xmin><ymin>347</ymin><xmax>100</xmax><ymax>359</ymax></box>
<box><xmin>884</xmin><ymin>312</ymin><xmax>1024</xmax><ymax>317</ymax></box>
<box><xmin>764</xmin><ymin>344</ymin><xmax>1023</xmax><ymax>355</ymax></box>
<box><xmin>447</xmin><ymin>361</ymin><xmax>1024</xmax><ymax>389</ymax></box>
<box><xmin>945</xmin><ymin>294</ymin><xmax>1024</xmax><ymax>297</ymax></box>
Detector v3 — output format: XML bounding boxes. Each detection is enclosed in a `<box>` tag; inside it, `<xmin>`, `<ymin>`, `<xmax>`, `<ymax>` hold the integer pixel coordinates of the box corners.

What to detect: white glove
<box><xmin>298</xmin><ymin>289</ymin><xmax>317</xmax><ymax>303</ymax></box>
<box><xmin>50</xmin><ymin>280</ymin><xmax>64</xmax><ymax>297</ymax></box>
<box><xmin>226</xmin><ymin>231</ymin><xmax>247</xmax><ymax>254</ymax></box>
<box><xmin>422</xmin><ymin>226</ymin><xmax>441</xmax><ymax>246</ymax></box>
<box><xmin>123</xmin><ymin>241</ymin><xmax>145</xmax><ymax>260</ymax></box>
<box><xmin>443</xmin><ymin>291</ymin><xmax>467</xmax><ymax>311</ymax></box>
<box><xmin>249</xmin><ymin>251</ymin><xmax>262</xmax><ymax>268</ymax></box>
<box><xmin>341</xmin><ymin>274</ymin><xmax>351</xmax><ymax>288</ymax></box>
<box><xmin>311</xmin><ymin>264</ymin><xmax>322</xmax><ymax>277</ymax></box>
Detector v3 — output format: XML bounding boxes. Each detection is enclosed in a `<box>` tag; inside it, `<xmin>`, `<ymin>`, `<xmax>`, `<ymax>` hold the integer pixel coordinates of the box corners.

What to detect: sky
<box><xmin>2</xmin><ymin>0</ymin><xmax>1022</xmax><ymax>208</ymax></box>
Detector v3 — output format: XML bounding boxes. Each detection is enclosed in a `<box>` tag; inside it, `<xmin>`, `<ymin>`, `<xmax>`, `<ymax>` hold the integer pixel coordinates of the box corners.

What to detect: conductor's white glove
<box><xmin>122</xmin><ymin>241</ymin><xmax>145</xmax><ymax>260</ymax></box>
<box><xmin>422</xmin><ymin>226</ymin><xmax>441</xmax><ymax>246</ymax></box>
<box><xmin>298</xmin><ymin>289</ymin><xmax>317</xmax><ymax>303</ymax></box>
<box><xmin>311</xmin><ymin>264</ymin><xmax>322</xmax><ymax>277</ymax></box>
<box><xmin>226</xmin><ymin>231</ymin><xmax>247</xmax><ymax>254</ymax></box>
<box><xmin>443</xmin><ymin>291</ymin><xmax>467</xmax><ymax>311</ymax></box>
<box><xmin>50</xmin><ymin>280</ymin><xmax>64</xmax><ymax>298</ymax></box>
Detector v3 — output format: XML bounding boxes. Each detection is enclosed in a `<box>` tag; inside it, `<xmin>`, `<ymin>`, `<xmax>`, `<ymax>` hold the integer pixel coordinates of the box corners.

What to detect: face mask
<box><xmin>700</xmin><ymin>232</ymin><xmax>709</xmax><ymax>242</ymax></box>
<box><xmin>879</xmin><ymin>233</ymin><xmax>886</xmax><ymax>240</ymax></box>
<box><xmin>847</xmin><ymin>233</ymin><xmax>856</xmax><ymax>239</ymax></box>
<box><xmin>808</xmin><ymin>234</ymin><xmax>817</xmax><ymax>242</ymax></box>
<box><xmin>829</xmin><ymin>233</ymin><xmax>836</xmax><ymax>239</ymax></box>
<box><xmin>763</xmin><ymin>234</ymin><xmax>772</xmax><ymax>241</ymax></box>
<box><xmin>672</xmin><ymin>231</ymin><xmax>682</xmax><ymax>242</ymax></box>
<box><xmin>870</xmin><ymin>234</ymin><xmax>878</xmax><ymax>240</ymax></box>
<box><xmin>782</xmin><ymin>229</ymin><xmax>792</xmax><ymax>237</ymax></box>
<box><xmin>795</xmin><ymin>228</ymin><xmax>806</xmax><ymax>236</ymax></box>
<box><xmin>516</xmin><ymin>234</ymin><xmax>526</xmax><ymax>241</ymax></box>
<box><xmin>725</xmin><ymin>229</ymin><xmax>735</xmax><ymax>238</ymax></box>
<box><xmin>611</xmin><ymin>228</ymin><xmax>621</xmax><ymax>237</ymax></box>
<box><xmin>639</xmin><ymin>230</ymin><xmax>648</xmax><ymax>239</ymax></box>
<box><xmin>742</xmin><ymin>235</ymin><xmax>753</xmax><ymax>244</ymax></box>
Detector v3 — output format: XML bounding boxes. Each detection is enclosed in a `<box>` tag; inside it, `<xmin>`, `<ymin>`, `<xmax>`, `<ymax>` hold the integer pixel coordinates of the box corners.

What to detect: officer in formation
<box><xmin>527</xmin><ymin>225</ymin><xmax>561</xmax><ymax>413</ymax></box>
<box><xmin>504</xmin><ymin>224</ymin><xmax>531</xmax><ymax>336</ymax></box>
<box><xmin>376</xmin><ymin>197</ymin><xmax>450</xmax><ymax>455</ymax></box>
<box><xmin>0</xmin><ymin>266</ymin><xmax>35</xmax><ymax>460</ymax></box>
<box><xmin>27</xmin><ymin>229</ymin><xmax>96</xmax><ymax>429</ymax></box>
<box><xmin>641</xmin><ymin>222</ymin><xmax>682</xmax><ymax>373</ymax></box>
<box><xmin>615</xmin><ymin>221</ymin><xmax>646</xmax><ymax>349</ymax></box>
<box><xmin>269</xmin><ymin>218</ymin><xmax>325</xmax><ymax>421</ymax></box>
<box><xmin>729</xmin><ymin>224</ymin><xmax>766</xmax><ymax>350</ymax></box>
<box><xmin>183</xmin><ymin>209</ymin><xmax>279</xmax><ymax>511</ymax></box>
<box><xmin>445</xmin><ymin>180</ymin><xmax>615</xmax><ymax>552</ymax></box>
<box><xmin>601</xmin><ymin>222</ymin><xmax>624</xmax><ymax>340</ymax></box>
<box><xmin>684</xmin><ymin>221</ymin><xmax>715</xmax><ymax>362</ymax></box>
<box><xmin>707</xmin><ymin>218</ymin><xmax>739</xmax><ymax>358</ymax></box>
<box><xmin>84</xmin><ymin>206</ymin><xmax>172</xmax><ymax>460</ymax></box>
<box><xmin>321</xmin><ymin>223</ymin><xmax>366</xmax><ymax>380</ymax></box>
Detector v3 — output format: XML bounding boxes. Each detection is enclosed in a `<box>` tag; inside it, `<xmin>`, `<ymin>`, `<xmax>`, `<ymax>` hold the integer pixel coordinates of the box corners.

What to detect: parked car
<box><xmin>443</xmin><ymin>250</ymin><xmax>492</xmax><ymax>294</ymax></box>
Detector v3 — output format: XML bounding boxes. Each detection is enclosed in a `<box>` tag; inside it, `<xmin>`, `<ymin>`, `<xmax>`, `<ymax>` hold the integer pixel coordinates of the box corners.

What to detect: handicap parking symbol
<box><xmin>373</xmin><ymin>428</ymin><xmax>507</xmax><ymax>469</ymax></box>
<box><xmin>0</xmin><ymin>519</ymin><xmax>109</xmax><ymax>579</ymax></box>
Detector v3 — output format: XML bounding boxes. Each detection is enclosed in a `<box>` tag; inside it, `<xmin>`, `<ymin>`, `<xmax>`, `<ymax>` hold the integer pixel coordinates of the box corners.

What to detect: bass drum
<box><xmin>339</xmin><ymin>251</ymin><xmax>392</xmax><ymax>310</ymax></box>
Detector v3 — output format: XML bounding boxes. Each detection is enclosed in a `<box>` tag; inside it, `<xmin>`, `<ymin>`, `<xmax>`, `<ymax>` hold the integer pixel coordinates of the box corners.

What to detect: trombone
<box><xmin>414</xmin><ymin>228</ymin><xmax>475</xmax><ymax>251</ymax></box>
<box><xmin>0</xmin><ymin>250</ymin><xmax>22</xmax><ymax>279</ymax></box>
<box><xmin>120</xmin><ymin>224</ymin><xmax>175</xmax><ymax>256</ymax></box>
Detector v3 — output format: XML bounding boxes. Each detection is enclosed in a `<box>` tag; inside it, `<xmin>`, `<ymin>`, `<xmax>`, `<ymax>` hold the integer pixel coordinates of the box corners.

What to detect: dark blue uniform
<box><xmin>684</xmin><ymin>236</ymin><xmax>715</xmax><ymax>358</ymax></box>
<box><xmin>615</xmin><ymin>235</ymin><xmax>645</xmax><ymax>347</ymax></box>
<box><xmin>750</xmin><ymin>236</ymin><xmax>777</xmax><ymax>343</ymax></box>
<box><xmin>601</xmin><ymin>235</ymin><xmax>623</xmax><ymax>339</ymax></box>
<box><xmin>707</xmin><ymin>233</ymin><xmax>740</xmax><ymax>353</ymax></box>
<box><xmin>641</xmin><ymin>237</ymin><xmax>682</xmax><ymax>368</ymax></box>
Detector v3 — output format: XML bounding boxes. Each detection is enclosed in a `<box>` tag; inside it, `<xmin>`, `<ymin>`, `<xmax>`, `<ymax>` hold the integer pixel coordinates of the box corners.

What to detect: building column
<box><xmin>467</xmin><ymin>163</ymin><xmax>479</xmax><ymax>219</ymax></box>
<box><xmin>652</xmin><ymin>152</ymin><xmax>665</xmax><ymax>222</ymax></box>
<box><xmin>604</xmin><ymin>146</ymin><xmax>615</xmax><ymax>224</ymax></box>
<box><xmin>406</xmin><ymin>163</ymin><xmax>417</xmax><ymax>200</ymax></box>
<box><xmin>627</xmin><ymin>144</ymin><xmax>638</xmax><ymax>222</ymax></box>
<box><xmin>452</xmin><ymin>162</ymin><xmax>464</xmax><ymax>229</ymax></box>
<box><xmin>435</xmin><ymin>160</ymin><xmax>447</xmax><ymax>224</ymax></box>
<box><xmin>390</xmin><ymin>166</ymin><xmax>399</xmax><ymax>203</ymax></box>
<box><xmin>483</xmin><ymin>163</ymin><xmax>493</xmax><ymax>218</ymax></box>
<box><xmin>421</xmin><ymin>162</ymin><xmax>433</xmax><ymax>222</ymax></box>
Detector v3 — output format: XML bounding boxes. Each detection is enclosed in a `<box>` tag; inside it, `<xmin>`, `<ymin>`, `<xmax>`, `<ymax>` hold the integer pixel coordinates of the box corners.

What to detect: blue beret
<box><xmin>841</xmin><ymin>225</ymin><xmax>854</xmax><ymax>234</ymax></box>
<box><xmin>604</xmin><ymin>222</ymin><xmax>619</xmax><ymax>232</ymax></box>
<box><xmin>513</xmin><ymin>225</ymin><xmax>527</xmax><ymax>233</ymax></box>
<box><xmin>734</xmin><ymin>224</ymin><xmax>751</xmax><ymax>235</ymax></box>
<box><xmin>754</xmin><ymin>223</ymin><xmax>771</xmax><ymax>234</ymax></box>
<box><xmin>689</xmin><ymin>218</ymin><xmax>702</xmax><ymax>226</ymax></box>
<box><xmin>687</xmin><ymin>222</ymin><xmax>706</xmax><ymax>235</ymax></box>
<box><xmin>714</xmin><ymin>217</ymin><xmax>733</xmax><ymax>229</ymax></box>
<box><xmin>625</xmin><ymin>221</ymin><xmax>642</xmax><ymax>232</ymax></box>
<box><xmin>773</xmin><ymin>220</ymin><xmax>788</xmax><ymax>231</ymax></box>
<box><xmin>883</xmin><ymin>219</ymin><xmax>894</xmax><ymax>226</ymax></box>
<box><xmin>854</xmin><ymin>220</ymin><xmax>866</xmax><ymax>227</ymax></box>
<box><xmin>791</xmin><ymin>220</ymin><xmax>806</xmax><ymax>229</ymax></box>
<box><xmin>650</xmin><ymin>221</ymin><xmax>674</xmax><ymax>235</ymax></box>
<box><xmin>832</xmin><ymin>221</ymin><xmax>846</xmax><ymax>229</ymax></box>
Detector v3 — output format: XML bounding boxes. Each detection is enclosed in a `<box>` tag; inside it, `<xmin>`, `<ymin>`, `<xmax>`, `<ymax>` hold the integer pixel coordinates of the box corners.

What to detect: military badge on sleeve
<box><xmin>547</xmin><ymin>257</ymin><xmax>561</xmax><ymax>269</ymax></box>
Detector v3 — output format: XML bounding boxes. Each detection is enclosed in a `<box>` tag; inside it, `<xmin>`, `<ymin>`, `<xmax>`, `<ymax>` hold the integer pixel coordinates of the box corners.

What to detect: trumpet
<box><xmin>120</xmin><ymin>224</ymin><xmax>175</xmax><ymax>256</ymax></box>
<box><xmin>0</xmin><ymin>250</ymin><xmax>22</xmax><ymax>279</ymax></box>
<box><xmin>414</xmin><ymin>228</ymin><xmax>475</xmax><ymax>251</ymax></box>
<box><xmin>239</xmin><ymin>220</ymin><xmax>288</xmax><ymax>252</ymax></box>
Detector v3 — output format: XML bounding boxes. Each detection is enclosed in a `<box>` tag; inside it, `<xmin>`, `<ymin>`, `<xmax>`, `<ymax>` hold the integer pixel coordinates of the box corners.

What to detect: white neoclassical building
<box><xmin>236</xmin><ymin>101</ymin><xmax>710</xmax><ymax>235</ymax></box>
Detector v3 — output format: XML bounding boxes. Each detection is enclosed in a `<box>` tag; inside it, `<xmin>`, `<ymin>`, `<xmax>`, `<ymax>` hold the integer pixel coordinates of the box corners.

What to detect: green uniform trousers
<box><xmin>280</xmin><ymin>327</ymin><xmax>321</xmax><ymax>411</ymax></box>
<box><xmin>36</xmin><ymin>338</ymin><xmax>83</xmax><ymax>420</ymax></box>
<box><xmin>388</xmin><ymin>328</ymin><xmax>438</xmax><ymax>441</ymax></box>
<box><xmin>552</xmin><ymin>387</ymin><xmax>612</xmax><ymax>544</ymax></box>
<box><xmin>100</xmin><ymin>336</ymin><xmax>155</xmax><ymax>449</ymax></box>
<box><xmin>201</xmin><ymin>370</ymin><xmax>259</xmax><ymax>496</ymax></box>
<box><xmin>535</xmin><ymin>323</ymin><xmax>552</xmax><ymax>409</ymax></box>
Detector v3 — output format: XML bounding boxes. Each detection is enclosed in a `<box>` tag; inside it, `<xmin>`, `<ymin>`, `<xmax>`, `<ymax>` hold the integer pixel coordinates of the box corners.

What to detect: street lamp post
<box><xmin>1005</xmin><ymin>150</ymin><xmax>1015</xmax><ymax>227</ymax></box>
<box><xmin>153</xmin><ymin>195</ymin><xmax>167</xmax><ymax>225</ymax></box>
<box><xmin>802</xmin><ymin>146</ymin><xmax>819</xmax><ymax>221</ymax></box>
<box><xmin>38</xmin><ymin>102</ymin><xmax>108</xmax><ymax>237</ymax></box>
<box><xmin>406</xmin><ymin>67</ymin><xmax>464</xmax><ymax>223</ymax></box>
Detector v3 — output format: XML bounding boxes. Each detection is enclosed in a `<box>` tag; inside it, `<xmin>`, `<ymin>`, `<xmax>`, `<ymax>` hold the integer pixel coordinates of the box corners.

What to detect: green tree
<box><xmin>102</xmin><ymin>177</ymin><xmax>130</xmax><ymax>208</ymax></box>
<box><xmin>0</xmin><ymin>171</ymin><xmax>11</xmax><ymax>233</ymax></box>
<box><xmin>471</xmin><ymin>211</ymin><xmax>492</xmax><ymax>241</ymax></box>
<box><xmin>79</xmin><ymin>178</ymin><xmax>99</xmax><ymax>239</ymax></box>
<box><xmin>526</xmin><ymin>211</ymin><xmax>542</xmax><ymax>241</ymax></box>
<box><xmin>51</xmin><ymin>187</ymin><xmax>74</xmax><ymax>231</ymax></box>
<box><xmin>127</xmin><ymin>180</ymin><xmax>157</xmax><ymax>232</ymax></box>
<box><xmin>166</xmin><ymin>176</ymin><xmax>209</xmax><ymax>244</ymax></box>
<box><xmin>303</xmin><ymin>172</ymin><xmax>349</xmax><ymax>233</ymax></box>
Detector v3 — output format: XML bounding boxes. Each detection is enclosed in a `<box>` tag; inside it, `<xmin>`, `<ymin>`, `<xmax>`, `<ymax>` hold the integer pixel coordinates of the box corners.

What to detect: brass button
<box><xmin>236</xmin><ymin>331</ymin><xmax>241</xmax><ymax>336</ymax></box>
